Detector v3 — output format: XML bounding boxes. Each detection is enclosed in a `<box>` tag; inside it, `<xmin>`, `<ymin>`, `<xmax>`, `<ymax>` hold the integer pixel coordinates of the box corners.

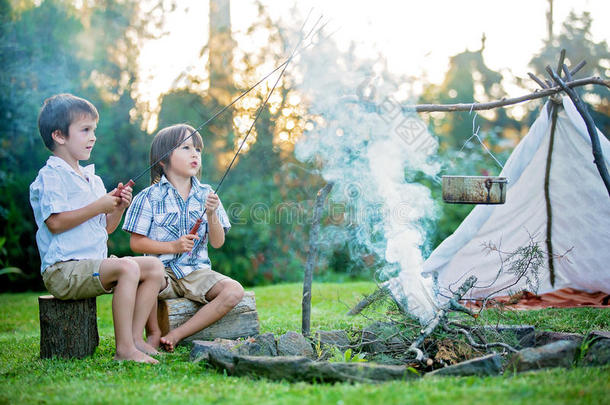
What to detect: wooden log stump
<box><xmin>157</xmin><ymin>291</ymin><xmax>260</xmax><ymax>344</ymax></box>
<box><xmin>38</xmin><ymin>295</ymin><xmax>99</xmax><ymax>359</ymax></box>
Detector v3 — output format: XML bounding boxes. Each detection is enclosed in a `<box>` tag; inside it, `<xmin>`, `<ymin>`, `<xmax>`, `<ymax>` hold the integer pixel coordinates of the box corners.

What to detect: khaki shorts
<box><xmin>42</xmin><ymin>259</ymin><xmax>112</xmax><ymax>300</ymax></box>
<box><xmin>159</xmin><ymin>266</ymin><xmax>229</xmax><ymax>304</ymax></box>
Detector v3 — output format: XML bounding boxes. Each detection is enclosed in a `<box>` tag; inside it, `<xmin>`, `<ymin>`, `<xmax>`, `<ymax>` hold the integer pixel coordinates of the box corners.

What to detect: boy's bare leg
<box><xmin>99</xmin><ymin>257</ymin><xmax>158</xmax><ymax>364</ymax></box>
<box><xmin>130</xmin><ymin>257</ymin><xmax>165</xmax><ymax>355</ymax></box>
<box><xmin>145</xmin><ymin>271</ymin><xmax>168</xmax><ymax>348</ymax></box>
<box><xmin>145</xmin><ymin>300</ymin><xmax>162</xmax><ymax>349</ymax></box>
<box><xmin>160</xmin><ymin>280</ymin><xmax>244</xmax><ymax>352</ymax></box>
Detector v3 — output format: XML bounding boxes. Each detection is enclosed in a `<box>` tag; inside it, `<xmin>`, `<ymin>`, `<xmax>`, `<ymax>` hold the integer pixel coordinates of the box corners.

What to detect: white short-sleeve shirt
<box><xmin>30</xmin><ymin>156</ymin><xmax>108</xmax><ymax>273</ymax></box>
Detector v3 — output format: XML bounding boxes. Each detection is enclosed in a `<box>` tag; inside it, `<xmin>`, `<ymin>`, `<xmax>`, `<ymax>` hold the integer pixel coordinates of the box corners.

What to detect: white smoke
<box><xmin>293</xmin><ymin>36</ymin><xmax>440</xmax><ymax>323</ymax></box>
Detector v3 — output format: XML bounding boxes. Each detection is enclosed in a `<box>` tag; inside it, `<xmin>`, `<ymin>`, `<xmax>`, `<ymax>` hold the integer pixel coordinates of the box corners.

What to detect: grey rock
<box><xmin>245</xmin><ymin>333</ymin><xmax>278</xmax><ymax>356</ymax></box>
<box><xmin>535</xmin><ymin>331</ymin><xmax>584</xmax><ymax>347</ymax></box>
<box><xmin>206</xmin><ymin>345</ymin><xmax>238</xmax><ymax>374</ymax></box>
<box><xmin>315</xmin><ymin>330</ymin><xmax>351</xmax><ymax>349</ymax></box>
<box><xmin>426</xmin><ymin>354</ymin><xmax>503</xmax><ymax>377</ymax></box>
<box><xmin>277</xmin><ymin>331</ymin><xmax>314</xmax><ymax>358</ymax></box>
<box><xmin>582</xmin><ymin>331</ymin><xmax>610</xmax><ymax>367</ymax></box>
<box><xmin>313</xmin><ymin>330</ymin><xmax>352</xmax><ymax>360</ymax></box>
<box><xmin>587</xmin><ymin>330</ymin><xmax>610</xmax><ymax>339</ymax></box>
<box><xmin>190</xmin><ymin>334</ymin><xmax>278</xmax><ymax>362</ymax></box>
<box><xmin>190</xmin><ymin>340</ymin><xmax>220</xmax><ymax>362</ymax></box>
<box><xmin>190</xmin><ymin>338</ymin><xmax>246</xmax><ymax>361</ymax></box>
<box><xmin>508</xmin><ymin>340</ymin><xmax>580</xmax><ymax>372</ymax></box>
<box><xmin>360</xmin><ymin>322</ymin><xmax>404</xmax><ymax>354</ymax></box>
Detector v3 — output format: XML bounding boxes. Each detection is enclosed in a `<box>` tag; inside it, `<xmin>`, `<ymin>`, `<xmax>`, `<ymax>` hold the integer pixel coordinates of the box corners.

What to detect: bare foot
<box><xmin>135</xmin><ymin>340</ymin><xmax>160</xmax><ymax>356</ymax></box>
<box><xmin>160</xmin><ymin>334</ymin><xmax>179</xmax><ymax>352</ymax></box>
<box><xmin>146</xmin><ymin>332</ymin><xmax>161</xmax><ymax>349</ymax></box>
<box><xmin>114</xmin><ymin>349</ymin><xmax>159</xmax><ymax>364</ymax></box>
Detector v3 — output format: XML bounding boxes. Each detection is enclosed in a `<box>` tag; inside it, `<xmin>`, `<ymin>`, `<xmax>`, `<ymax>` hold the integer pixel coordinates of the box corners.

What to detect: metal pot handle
<box><xmin>486</xmin><ymin>178</ymin><xmax>509</xmax><ymax>184</ymax></box>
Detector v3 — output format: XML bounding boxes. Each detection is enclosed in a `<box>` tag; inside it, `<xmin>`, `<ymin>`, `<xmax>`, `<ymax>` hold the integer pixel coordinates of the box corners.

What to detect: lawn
<box><xmin>0</xmin><ymin>282</ymin><xmax>608</xmax><ymax>404</ymax></box>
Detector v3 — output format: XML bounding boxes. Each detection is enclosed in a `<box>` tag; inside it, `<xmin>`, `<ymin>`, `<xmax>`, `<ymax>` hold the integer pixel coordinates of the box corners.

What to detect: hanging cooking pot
<box><xmin>442</xmin><ymin>175</ymin><xmax>508</xmax><ymax>204</ymax></box>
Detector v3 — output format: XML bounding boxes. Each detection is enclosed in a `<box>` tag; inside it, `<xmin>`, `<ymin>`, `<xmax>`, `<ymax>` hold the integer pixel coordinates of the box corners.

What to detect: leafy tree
<box><xmin>154</xmin><ymin>5</ymin><xmax>329</xmax><ymax>285</ymax></box>
<box><xmin>526</xmin><ymin>11</ymin><xmax>609</xmax><ymax>135</ymax></box>
<box><xmin>0</xmin><ymin>0</ymin><xmax>169</xmax><ymax>291</ymax></box>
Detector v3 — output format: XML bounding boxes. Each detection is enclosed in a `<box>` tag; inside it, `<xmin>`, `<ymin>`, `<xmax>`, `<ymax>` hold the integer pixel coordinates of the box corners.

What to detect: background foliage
<box><xmin>0</xmin><ymin>0</ymin><xmax>607</xmax><ymax>291</ymax></box>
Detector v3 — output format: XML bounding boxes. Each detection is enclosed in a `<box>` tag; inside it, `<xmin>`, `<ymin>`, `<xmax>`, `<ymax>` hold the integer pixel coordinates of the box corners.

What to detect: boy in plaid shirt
<box><xmin>123</xmin><ymin>124</ymin><xmax>244</xmax><ymax>351</ymax></box>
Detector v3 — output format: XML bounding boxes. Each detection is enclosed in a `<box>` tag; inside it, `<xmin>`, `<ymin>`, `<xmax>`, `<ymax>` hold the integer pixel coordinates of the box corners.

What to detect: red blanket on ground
<box><xmin>478</xmin><ymin>288</ymin><xmax>610</xmax><ymax>310</ymax></box>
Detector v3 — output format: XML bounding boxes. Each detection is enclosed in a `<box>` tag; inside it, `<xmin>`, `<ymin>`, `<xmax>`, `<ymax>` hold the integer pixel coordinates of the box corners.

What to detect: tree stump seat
<box><xmin>157</xmin><ymin>291</ymin><xmax>260</xmax><ymax>344</ymax></box>
<box><xmin>38</xmin><ymin>295</ymin><xmax>99</xmax><ymax>359</ymax></box>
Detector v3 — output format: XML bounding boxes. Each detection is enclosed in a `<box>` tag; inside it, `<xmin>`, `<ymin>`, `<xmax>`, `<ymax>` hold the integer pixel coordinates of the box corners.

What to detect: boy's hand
<box><xmin>173</xmin><ymin>234</ymin><xmax>199</xmax><ymax>253</ymax></box>
<box><xmin>97</xmin><ymin>193</ymin><xmax>121</xmax><ymax>214</ymax></box>
<box><xmin>205</xmin><ymin>192</ymin><xmax>220</xmax><ymax>213</ymax></box>
<box><xmin>112</xmin><ymin>182</ymin><xmax>132</xmax><ymax>210</ymax></box>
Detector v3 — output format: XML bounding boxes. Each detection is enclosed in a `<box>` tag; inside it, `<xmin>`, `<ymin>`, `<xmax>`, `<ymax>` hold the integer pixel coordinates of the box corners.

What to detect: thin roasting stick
<box><xmin>179</xmin><ymin>14</ymin><xmax>322</xmax><ymax>262</ymax></box>
<box><xmin>111</xmin><ymin>14</ymin><xmax>328</xmax><ymax>197</ymax></box>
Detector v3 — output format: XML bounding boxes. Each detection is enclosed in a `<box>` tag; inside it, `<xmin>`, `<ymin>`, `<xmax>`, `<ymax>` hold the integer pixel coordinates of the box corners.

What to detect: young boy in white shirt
<box><xmin>30</xmin><ymin>93</ymin><xmax>166</xmax><ymax>364</ymax></box>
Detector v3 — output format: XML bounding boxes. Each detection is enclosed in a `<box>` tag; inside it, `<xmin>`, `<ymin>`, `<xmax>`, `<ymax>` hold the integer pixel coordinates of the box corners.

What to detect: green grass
<box><xmin>1</xmin><ymin>282</ymin><xmax>609</xmax><ymax>405</ymax></box>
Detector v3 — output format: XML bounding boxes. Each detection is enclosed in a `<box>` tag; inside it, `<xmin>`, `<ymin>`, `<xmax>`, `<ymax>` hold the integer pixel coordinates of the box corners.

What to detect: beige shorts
<box><xmin>42</xmin><ymin>259</ymin><xmax>112</xmax><ymax>300</ymax></box>
<box><xmin>159</xmin><ymin>266</ymin><xmax>229</xmax><ymax>304</ymax></box>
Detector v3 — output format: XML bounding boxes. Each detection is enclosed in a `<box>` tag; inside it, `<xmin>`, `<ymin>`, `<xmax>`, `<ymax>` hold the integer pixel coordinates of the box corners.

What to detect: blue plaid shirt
<box><xmin>123</xmin><ymin>175</ymin><xmax>230</xmax><ymax>278</ymax></box>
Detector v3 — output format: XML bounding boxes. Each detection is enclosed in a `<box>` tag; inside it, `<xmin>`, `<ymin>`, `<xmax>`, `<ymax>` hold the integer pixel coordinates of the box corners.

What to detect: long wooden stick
<box><xmin>544</xmin><ymin>103</ymin><xmax>559</xmax><ymax>286</ymax></box>
<box><xmin>543</xmin><ymin>51</ymin><xmax>567</xmax><ymax>287</ymax></box>
<box><xmin>301</xmin><ymin>183</ymin><xmax>333</xmax><ymax>336</ymax></box>
<box><xmin>397</xmin><ymin>77</ymin><xmax>608</xmax><ymax>113</ymax></box>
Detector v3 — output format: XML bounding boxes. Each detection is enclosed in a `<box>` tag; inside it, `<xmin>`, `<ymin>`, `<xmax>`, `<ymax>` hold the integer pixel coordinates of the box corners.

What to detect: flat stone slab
<box><xmin>508</xmin><ymin>340</ymin><xmax>580</xmax><ymax>372</ymax></box>
<box><xmin>426</xmin><ymin>354</ymin><xmax>503</xmax><ymax>377</ymax></box>
<box><xmin>206</xmin><ymin>350</ymin><xmax>418</xmax><ymax>383</ymax></box>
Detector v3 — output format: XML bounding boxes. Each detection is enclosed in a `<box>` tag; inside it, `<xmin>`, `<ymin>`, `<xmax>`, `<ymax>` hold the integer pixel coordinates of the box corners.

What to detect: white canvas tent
<box><xmin>422</xmin><ymin>96</ymin><xmax>610</xmax><ymax>299</ymax></box>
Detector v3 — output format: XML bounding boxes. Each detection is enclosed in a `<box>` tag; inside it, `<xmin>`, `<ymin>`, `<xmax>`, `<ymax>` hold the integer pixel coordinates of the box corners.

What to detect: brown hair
<box><xmin>150</xmin><ymin>124</ymin><xmax>204</xmax><ymax>184</ymax></box>
<box><xmin>37</xmin><ymin>94</ymin><xmax>99</xmax><ymax>151</ymax></box>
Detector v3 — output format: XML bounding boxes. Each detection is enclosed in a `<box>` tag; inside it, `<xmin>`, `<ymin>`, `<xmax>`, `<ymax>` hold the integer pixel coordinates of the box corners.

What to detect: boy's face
<box><xmin>54</xmin><ymin>115</ymin><xmax>97</xmax><ymax>162</ymax></box>
<box><xmin>166</xmin><ymin>136</ymin><xmax>202</xmax><ymax>179</ymax></box>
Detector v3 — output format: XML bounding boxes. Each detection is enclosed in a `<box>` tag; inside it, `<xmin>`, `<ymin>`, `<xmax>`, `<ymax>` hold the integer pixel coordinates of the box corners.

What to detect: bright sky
<box><xmin>137</xmin><ymin>0</ymin><xmax>609</xmax><ymax>130</ymax></box>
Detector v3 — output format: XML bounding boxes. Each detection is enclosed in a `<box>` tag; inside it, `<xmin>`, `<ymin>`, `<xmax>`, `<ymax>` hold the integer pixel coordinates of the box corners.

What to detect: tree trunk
<box><xmin>38</xmin><ymin>295</ymin><xmax>99</xmax><ymax>359</ymax></box>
